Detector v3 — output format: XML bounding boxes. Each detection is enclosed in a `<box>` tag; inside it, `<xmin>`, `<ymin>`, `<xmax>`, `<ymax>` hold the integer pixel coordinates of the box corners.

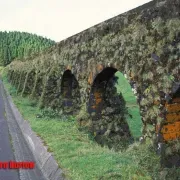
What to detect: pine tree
<box><xmin>0</xmin><ymin>31</ymin><xmax>55</xmax><ymax>66</ymax></box>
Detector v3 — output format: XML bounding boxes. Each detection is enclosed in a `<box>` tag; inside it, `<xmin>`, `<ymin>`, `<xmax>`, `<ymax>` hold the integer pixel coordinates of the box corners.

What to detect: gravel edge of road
<box><xmin>1</xmin><ymin>82</ymin><xmax>65</xmax><ymax>180</ymax></box>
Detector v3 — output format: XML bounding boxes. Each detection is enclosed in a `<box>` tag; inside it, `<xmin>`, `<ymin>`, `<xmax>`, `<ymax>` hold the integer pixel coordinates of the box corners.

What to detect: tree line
<box><xmin>0</xmin><ymin>31</ymin><xmax>55</xmax><ymax>66</ymax></box>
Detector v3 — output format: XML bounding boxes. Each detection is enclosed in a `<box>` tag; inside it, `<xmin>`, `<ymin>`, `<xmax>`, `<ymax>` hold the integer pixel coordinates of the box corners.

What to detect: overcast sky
<box><xmin>0</xmin><ymin>0</ymin><xmax>151</xmax><ymax>42</ymax></box>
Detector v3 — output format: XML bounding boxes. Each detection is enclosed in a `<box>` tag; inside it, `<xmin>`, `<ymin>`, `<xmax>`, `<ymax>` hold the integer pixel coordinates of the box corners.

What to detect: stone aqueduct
<box><xmin>6</xmin><ymin>0</ymin><xmax>180</xmax><ymax>166</ymax></box>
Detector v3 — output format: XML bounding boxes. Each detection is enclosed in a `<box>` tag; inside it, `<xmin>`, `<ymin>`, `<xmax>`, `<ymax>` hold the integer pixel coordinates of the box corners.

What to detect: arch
<box><xmin>43</xmin><ymin>70</ymin><xmax>59</xmax><ymax>109</ymax></box>
<box><xmin>26</xmin><ymin>70</ymin><xmax>36</xmax><ymax>94</ymax></box>
<box><xmin>16</xmin><ymin>71</ymin><xmax>27</xmax><ymax>94</ymax></box>
<box><xmin>61</xmin><ymin>70</ymin><xmax>80</xmax><ymax>113</ymax></box>
<box><xmin>88</xmin><ymin>67</ymin><xmax>142</xmax><ymax>148</ymax></box>
<box><xmin>114</xmin><ymin>71</ymin><xmax>143</xmax><ymax>138</ymax></box>
<box><xmin>88</xmin><ymin>67</ymin><xmax>117</xmax><ymax>117</ymax></box>
<box><xmin>30</xmin><ymin>73</ymin><xmax>43</xmax><ymax>98</ymax></box>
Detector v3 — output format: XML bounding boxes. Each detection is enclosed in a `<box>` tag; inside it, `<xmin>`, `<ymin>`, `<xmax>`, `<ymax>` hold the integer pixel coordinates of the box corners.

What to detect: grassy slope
<box><xmin>1</xmin><ymin>71</ymin><xmax>162</xmax><ymax>180</ymax></box>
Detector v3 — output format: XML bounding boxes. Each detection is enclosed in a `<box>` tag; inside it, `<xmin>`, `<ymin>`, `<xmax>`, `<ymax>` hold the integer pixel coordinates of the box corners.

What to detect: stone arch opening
<box><xmin>43</xmin><ymin>72</ymin><xmax>59</xmax><ymax>109</ymax></box>
<box><xmin>26</xmin><ymin>70</ymin><xmax>36</xmax><ymax>94</ymax></box>
<box><xmin>61</xmin><ymin>70</ymin><xmax>80</xmax><ymax>114</ymax></box>
<box><xmin>36</xmin><ymin>76</ymin><xmax>43</xmax><ymax>97</ymax></box>
<box><xmin>14</xmin><ymin>72</ymin><xmax>21</xmax><ymax>87</ymax></box>
<box><xmin>88</xmin><ymin>67</ymin><xmax>142</xmax><ymax>149</ymax></box>
<box><xmin>88</xmin><ymin>67</ymin><xmax>118</xmax><ymax>117</ymax></box>
<box><xmin>16</xmin><ymin>71</ymin><xmax>26</xmax><ymax>94</ymax></box>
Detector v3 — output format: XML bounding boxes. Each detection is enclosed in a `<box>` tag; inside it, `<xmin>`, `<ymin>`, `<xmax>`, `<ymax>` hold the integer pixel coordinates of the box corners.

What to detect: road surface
<box><xmin>0</xmin><ymin>80</ymin><xmax>47</xmax><ymax>180</ymax></box>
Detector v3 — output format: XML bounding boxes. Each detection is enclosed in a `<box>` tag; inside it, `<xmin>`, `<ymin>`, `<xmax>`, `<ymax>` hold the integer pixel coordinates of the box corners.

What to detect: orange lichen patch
<box><xmin>157</xmin><ymin>95</ymin><xmax>180</xmax><ymax>141</ymax></box>
<box><xmin>90</xmin><ymin>91</ymin><xmax>102</xmax><ymax>110</ymax></box>
<box><xmin>94</xmin><ymin>91</ymin><xmax>102</xmax><ymax>105</ymax></box>
<box><xmin>166</xmin><ymin>113</ymin><xmax>180</xmax><ymax>123</ymax></box>
<box><xmin>163</xmin><ymin>132</ymin><xmax>180</xmax><ymax>141</ymax></box>
<box><xmin>88</xmin><ymin>72</ymin><xmax>93</xmax><ymax>85</ymax></box>
<box><xmin>97</xmin><ymin>64</ymin><xmax>104</xmax><ymax>72</ymax></box>
<box><xmin>161</xmin><ymin>121</ymin><xmax>180</xmax><ymax>134</ymax></box>
<box><xmin>172</xmin><ymin>97</ymin><xmax>180</xmax><ymax>103</ymax></box>
<box><xmin>161</xmin><ymin>121</ymin><xmax>180</xmax><ymax>141</ymax></box>
<box><xmin>165</xmin><ymin>103</ymin><xmax>180</xmax><ymax>113</ymax></box>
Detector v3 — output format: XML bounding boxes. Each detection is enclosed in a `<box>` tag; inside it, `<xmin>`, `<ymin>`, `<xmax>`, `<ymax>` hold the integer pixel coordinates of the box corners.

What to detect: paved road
<box><xmin>0</xmin><ymin>80</ymin><xmax>47</xmax><ymax>180</ymax></box>
<box><xmin>0</xmin><ymin>81</ymin><xmax>19</xmax><ymax>180</ymax></box>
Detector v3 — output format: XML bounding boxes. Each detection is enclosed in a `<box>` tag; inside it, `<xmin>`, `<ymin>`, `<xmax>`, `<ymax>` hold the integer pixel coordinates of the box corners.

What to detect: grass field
<box><xmin>1</xmin><ymin>70</ymin><xmax>163</xmax><ymax>180</ymax></box>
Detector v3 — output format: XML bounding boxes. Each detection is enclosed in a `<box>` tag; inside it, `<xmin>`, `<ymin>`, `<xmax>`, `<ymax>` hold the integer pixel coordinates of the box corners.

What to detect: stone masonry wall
<box><xmin>6</xmin><ymin>0</ymin><xmax>180</xmax><ymax>165</ymax></box>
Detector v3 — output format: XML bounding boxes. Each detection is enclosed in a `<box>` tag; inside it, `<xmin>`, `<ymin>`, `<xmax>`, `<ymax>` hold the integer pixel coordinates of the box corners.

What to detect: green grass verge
<box><xmin>1</xmin><ymin>72</ymin><xmax>163</xmax><ymax>180</ymax></box>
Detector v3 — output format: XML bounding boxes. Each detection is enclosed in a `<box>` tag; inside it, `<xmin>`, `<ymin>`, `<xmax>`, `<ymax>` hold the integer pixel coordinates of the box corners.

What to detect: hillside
<box><xmin>0</xmin><ymin>31</ymin><xmax>56</xmax><ymax>66</ymax></box>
